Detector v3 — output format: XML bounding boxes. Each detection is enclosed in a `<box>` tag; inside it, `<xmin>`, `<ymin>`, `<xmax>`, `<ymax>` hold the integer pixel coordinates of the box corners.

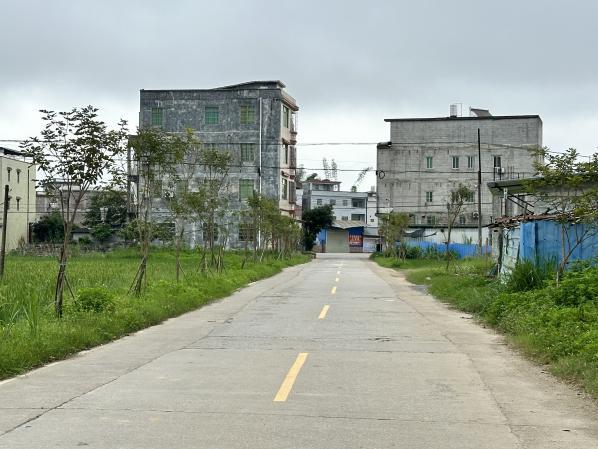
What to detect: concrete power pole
<box><xmin>477</xmin><ymin>129</ymin><xmax>483</xmax><ymax>254</ymax></box>
<box><xmin>0</xmin><ymin>185</ymin><xmax>9</xmax><ymax>277</ymax></box>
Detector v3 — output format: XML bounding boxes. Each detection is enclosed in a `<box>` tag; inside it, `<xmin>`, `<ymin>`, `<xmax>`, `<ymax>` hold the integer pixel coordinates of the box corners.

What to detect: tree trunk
<box><xmin>54</xmin><ymin>242</ymin><xmax>68</xmax><ymax>317</ymax></box>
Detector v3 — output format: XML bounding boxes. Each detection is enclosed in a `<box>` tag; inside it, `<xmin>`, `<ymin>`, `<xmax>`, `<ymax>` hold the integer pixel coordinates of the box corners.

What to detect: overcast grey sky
<box><xmin>1</xmin><ymin>0</ymin><xmax>597</xmax><ymax>188</ymax></box>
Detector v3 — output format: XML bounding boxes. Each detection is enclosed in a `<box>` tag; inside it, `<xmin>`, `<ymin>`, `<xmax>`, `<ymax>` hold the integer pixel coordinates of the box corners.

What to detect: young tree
<box><xmin>302</xmin><ymin>205</ymin><xmax>334</xmax><ymax>250</ymax></box>
<box><xmin>162</xmin><ymin>130</ymin><xmax>202</xmax><ymax>281</ymax></box>
<box><xmin>128</xmin><ymin>127</ymin><xmax>186</xmax><ymax>295</ymax></box>
<box><xmin>378</xmin><ymin>212</ymin><xmax>410</xmax><ymax>257</ymax></box>
<box><xmin>527</xmin><ymin>148</ymin><xmax>598</xmax><ymax>282</ymax></box>
<box><xmin>445</xmin><ymin>184</ymin><xmax>474</xmax><ymax>270</ymax></box>
<box><xmin>21</xmin><ymin>106</ymin><xmax>127</xmax><ymax>316</ymax></box>
<box><xmin>184</xmin><ymin>144</ymin><xmax>232</xmax><ymax>273</ymax></box>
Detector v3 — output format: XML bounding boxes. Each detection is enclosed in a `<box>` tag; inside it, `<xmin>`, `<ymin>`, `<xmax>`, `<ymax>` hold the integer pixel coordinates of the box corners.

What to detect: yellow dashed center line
<box><xmin>335</xmin><ymin>277</ymin><xmax>339</xmax><ymax>282</ymax></box>
<box><xmin>331</xmin><ymin>286</ymin><xmax>337</xmax><ymax>294</ymax></box>
<box><xmin>274</xmin><ymin>353</ymin><xmax>309</xmax><ymax>402</ymax></box>
<box><xmin>318</xmin><ymin>305</ymin><xmax>330</xmax><ymax>320</ymax></box>
<box><xmin>337</xmin><ymin>270</ymin><xmax>341</xmax><ymax>275</ymax></box>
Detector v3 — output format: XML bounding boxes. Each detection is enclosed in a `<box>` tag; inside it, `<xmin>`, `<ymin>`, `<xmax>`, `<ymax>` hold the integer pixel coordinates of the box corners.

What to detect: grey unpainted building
<box><xmin>377</xmin><ymin>109</ymin><xmax>542</xmax><ymax>244</ymax></box>
<box><xmin>137</xmin><ymin>80</ymin><xmax>298</xmax><ymax>248</ymax></box>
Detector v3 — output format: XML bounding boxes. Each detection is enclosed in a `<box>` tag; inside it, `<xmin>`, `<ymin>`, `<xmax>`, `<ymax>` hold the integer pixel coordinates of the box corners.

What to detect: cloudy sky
<box><xmin>1</xmin><ymin>0</ymin><xmax>597</xmax><ymax>188</ymax></box>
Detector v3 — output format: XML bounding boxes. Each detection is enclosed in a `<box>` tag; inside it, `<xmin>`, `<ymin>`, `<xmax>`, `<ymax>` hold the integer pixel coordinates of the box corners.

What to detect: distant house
<box><xmin>377</xmin><ymin>108</ymin><xmax>543</xmax><ymax>246</ymax></box>
<box><xmin>301</xmin><ymin>179</ymin><xmax>377</xmax><ymax>226</ymax></box>
<box><xmin>302</xmin><ymin>179</ymin><xmax>379</xmax><ymax>253</ymax></box>
<box><xmin>0</xmin><ymin>147</ymin><xmax>36</xmax><ymax>250</ymax></box>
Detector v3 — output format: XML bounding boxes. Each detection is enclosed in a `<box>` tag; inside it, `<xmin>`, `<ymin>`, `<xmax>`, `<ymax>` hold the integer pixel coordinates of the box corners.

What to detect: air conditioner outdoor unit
<box><xmin>471</xmin><ymin>212</ymin><xmax>479</xmax><ymax>220</ymax></box>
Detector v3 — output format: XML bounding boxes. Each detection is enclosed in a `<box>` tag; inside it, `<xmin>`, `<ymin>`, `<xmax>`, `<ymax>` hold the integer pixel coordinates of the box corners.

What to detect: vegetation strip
<box><xmin>0</xmin><ymin>250</ymin><xmax>309</xmax><ymax>380</ymax></box>
<box><xmin>371</xmin><ymin>254</ymin><xmax>598</xmax><ymax>399</ymax></box>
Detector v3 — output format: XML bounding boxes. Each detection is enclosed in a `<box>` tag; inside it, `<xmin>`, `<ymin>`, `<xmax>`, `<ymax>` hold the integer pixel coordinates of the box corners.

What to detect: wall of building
<box><xmin>139</xmin><ymin>82</ymin><xmax>298</xmax><ymax>248</ymax></box>
<box><xmin>377</xmin><ymin>116</ymin><xmax>542</xmax><ymax>228</ymax></box>
<box><xmin>302</xmin><ymin>189</ymin><xmax>377</xmax><ymax>224</ymax></box>
<box><xmin>0</xmin><ymin>156</ymin><xmax>36</xmax><ymax>250</ymax></box>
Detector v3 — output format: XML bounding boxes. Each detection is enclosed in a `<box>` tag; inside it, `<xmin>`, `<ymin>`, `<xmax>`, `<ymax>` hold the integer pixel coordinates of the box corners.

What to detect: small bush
<box><xmin>75</xmin><ymin>287</ymin><xmax>115</xmax><ymax>313</ymax></box>
<box><xmin>505</xmin><ymin>259</ymin><xmax>555</xmax><ymax>292</ymax></box>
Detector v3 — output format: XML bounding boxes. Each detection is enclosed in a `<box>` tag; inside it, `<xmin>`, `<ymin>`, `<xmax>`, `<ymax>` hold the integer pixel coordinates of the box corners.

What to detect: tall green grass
<box><xmin>0</xmin><ymin>249</ymin><xmax>309</xmax><ymax>379</ymax></box>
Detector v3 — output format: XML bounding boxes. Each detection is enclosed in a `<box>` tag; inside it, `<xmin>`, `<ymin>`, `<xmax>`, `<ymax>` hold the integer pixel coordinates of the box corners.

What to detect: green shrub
<box><xmin>75</xmin><ymin>287</ymin><xmax>115</xmax><ymax>313</ymax></box>
<box><xmin>551</xmin><ymin>268</ymin><xmax>598</xmax><ymax>307</ymax></box>
<box><xmin>505</xmin><ymin>259</ymin><xmax>555</xmax><ymax>292</ymax></box>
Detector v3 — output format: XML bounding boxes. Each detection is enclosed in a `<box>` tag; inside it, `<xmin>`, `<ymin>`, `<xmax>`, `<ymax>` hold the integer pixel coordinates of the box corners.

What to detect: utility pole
<box><xmin>477</xmin><ymin>128</ymin><xmax>483</xmax><ymax>255</ymax></box>
<box><xmin>0</xmin><ymin>185</ymin><xmax>9</xmax><ymax>277</ymax></box>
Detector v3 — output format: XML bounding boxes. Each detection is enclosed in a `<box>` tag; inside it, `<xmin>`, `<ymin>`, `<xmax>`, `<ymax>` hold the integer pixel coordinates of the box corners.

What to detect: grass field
<box><xmin>0</xmin><ymin>249</ymin><xmax>310</xmax><ymax>379</ymax></box>
<box><xmin>372</xmin><ymin>253</ymin><xmax>598</xmax><ymax>398</ymax></box>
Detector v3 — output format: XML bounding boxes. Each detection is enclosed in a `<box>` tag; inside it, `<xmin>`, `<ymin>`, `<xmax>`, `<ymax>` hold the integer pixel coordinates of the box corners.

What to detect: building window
<box><xmin>316</xmin><ymin>199</ymin><xmax>322</xmax><ymax>205</ymax></box>
<box><xmin>351</xmin><ymin>214</ymin><xmax>365</xmax><ymax>221</ymax></box>
<box><xmin>238</xmin><ymin>224</ymin><xmax>253</xmax><ymax>241</ymax></box>
<box><xmin>16</xmin><ymin>169</ymin><xmax>21</xmax><ymax>183</ymax></box>
<box><xmin>241</xmin><ymin>144</ymin><xmax>255</xmax><ymax>163</ymax></box>
<box><xmin>459</xmin><ymin>215</ymin><xmax>466</xmax><ymax>225</ymax></box>
<box><xmin>283</xmin><ymin>144</ymin><xmax>289</xmax><ymax>164</ymax></box>
<box><xmin>240</xmin><ymin>104</ymin><xmax>256</xmax><ymax>124</ymax></box>
<box><xmin>425</xmin><ymin>156</ymin><xmax>433</xmax><ymax>169</ymax></box>
<box><xmin>283</xmin><ymin>106</ymin><xmax>290</xmax><ymax>128</ymax></box>
<box><xmin>426</xmin><ymin>215</ymin><xmax>436</xmax><ymax>225</ymax></box>
<box><xmin>341</xmin><ymin>216</ymin><xmax>349</xmax><ymax>220</ymax></box>
<box><xmin>6</xmin><ymin>167</ymin><xmax>11</xmax><ymax>182</ymax></box>
<box><xmin>281</xmin><ymin>177</ymin><xmax>288</xmax><ymax>200</ymax></box>
<box><xmin>467</xmin><ymin>156</ymin><xmax>475</xmax><ymax>169</ymax></box>
<box><xmin>205</xmin><ymin>106</ymin><xmax>219</xmax><ymax>125</ymax></box>
<box><xmin>342</xmin><ymin>199</ymin><xmax>348</xmax><ymax>206</ymax></box>
<box><xmin>493</xmin><ymin>156</ymin><xmax>502</xmax><ymax>168</ymax></box>
<box><xmin>16</xmin><ymin>197</ymin><xmax>21</xmax><ymax>211</ymax></box>
<box><xmin>351</xmin><ymin>198</ymin><xmax>365</xmax><ymax>208</ymax></box>
<box><xmin>330</xmin><ymin>199</ymin><xmax>336</xmax><ymax>206</ymax></box>
<box><xmin>452</xmin><ymin>156</ymin><xmax>460</xmax><ymax>169</ymax></box>
<box><xmin>239</xmin><ymin>179</ymin><xmax>254</xmax><ymax>200</ymax></box>
<box><xmin>425</xmin><ymin>191</ymin><xmax>433</xmax><ymax>203</ymax></box>
<box><xmin>151</xmin><ymin>107</ymin><xmax>163</xmax><ymax>127</ymax></box>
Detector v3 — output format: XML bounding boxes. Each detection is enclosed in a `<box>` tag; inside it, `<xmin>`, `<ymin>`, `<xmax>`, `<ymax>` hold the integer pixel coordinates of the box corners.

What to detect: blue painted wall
<box><xmin>519</xmin><ymin>221</ymin><xmax>598</xmax><ymax>265</ymax></box>
<box><xmin>403</xmin><ymin>240</ymin><xmax>491</xmax><ymax>259</ymax></box>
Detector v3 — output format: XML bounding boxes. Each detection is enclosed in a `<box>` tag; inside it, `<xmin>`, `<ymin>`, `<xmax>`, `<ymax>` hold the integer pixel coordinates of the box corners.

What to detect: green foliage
<box><xmin>378</xmin><ymin>212</ymin><xmax>410</xmax><ymax>256</ymax></box>
<box><xmin>90</xmin><ymin>223</ymin><xmax>113</xmax><ymax>243</ymax></box>
<box><xmin>75</xmin><ymin>287</ymin><xmax>115</xmax><ymax>313</ymax></box>
<box><xmin>0</xmin><ymin>250</ymin><xmax>310</xmax><ymax>379</ymax></box>
<box><xmin>84</xmin><ymin>189</ymin><xmax>127</xmax><ymax>243</ymax></box>
<box><xmin>527</xmin><ymin>148</ymin><xmax>598</xmax><ymax>280</ymax></box>
<box><xmin>505</xmin><ymin>259</ymin><xmax>556</xmax><ymax>292</ymax></box>
<box><xmin>21</xmin><ymin>106</ymin><xmax>128</xmax><ymax>316</ymax></box>
<box><xmin>32</xmin><ymin>211</ymin><xmax>65</xmax><ymax>243</ymax></box>
<box><xmin>302</xmin><ymin>205</ymin><xmax>334</xmax><ymax>250</ymax></box>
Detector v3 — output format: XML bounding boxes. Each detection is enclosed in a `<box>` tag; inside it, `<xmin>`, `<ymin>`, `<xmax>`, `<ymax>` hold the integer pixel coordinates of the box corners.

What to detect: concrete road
<box><xmin>1</xmin><ymin>254</ymin><xmax>598</xmax><ymax>448</ymax></box>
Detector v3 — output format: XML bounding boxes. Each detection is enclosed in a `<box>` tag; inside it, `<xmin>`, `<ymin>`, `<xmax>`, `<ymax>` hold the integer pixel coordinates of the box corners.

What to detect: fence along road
<box><xmin>1</xmin><ymin>253</ymin><xmax>598</xmax><ymax>448</ymax></box>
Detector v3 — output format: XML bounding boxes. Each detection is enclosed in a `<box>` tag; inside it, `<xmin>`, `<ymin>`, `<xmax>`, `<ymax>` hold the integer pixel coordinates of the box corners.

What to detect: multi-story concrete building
<box><xmin>138</xmin><ymin>80</ymin><xmax>298</xmax><ymax>248</ymax></box>
<box><xmin>0</xmin><ymin>148</ymin><xmax>36</xmax><ymax>250</ymax></box>
<box><xmin>301</xmin><ymin>179</ymin><xmax>378</xmax><ymax>226</ymax></box>
<box><xmin>377</xmin><ymin>108</ymin><xmax>542</xmax><ymax>243</ymax></box>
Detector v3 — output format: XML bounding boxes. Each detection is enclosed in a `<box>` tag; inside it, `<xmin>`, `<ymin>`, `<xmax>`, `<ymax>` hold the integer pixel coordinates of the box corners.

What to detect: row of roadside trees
<box><xmin>19</xmin><ymin>107</ymin><xmax>303</xmax><ymax>316</ymax></box>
